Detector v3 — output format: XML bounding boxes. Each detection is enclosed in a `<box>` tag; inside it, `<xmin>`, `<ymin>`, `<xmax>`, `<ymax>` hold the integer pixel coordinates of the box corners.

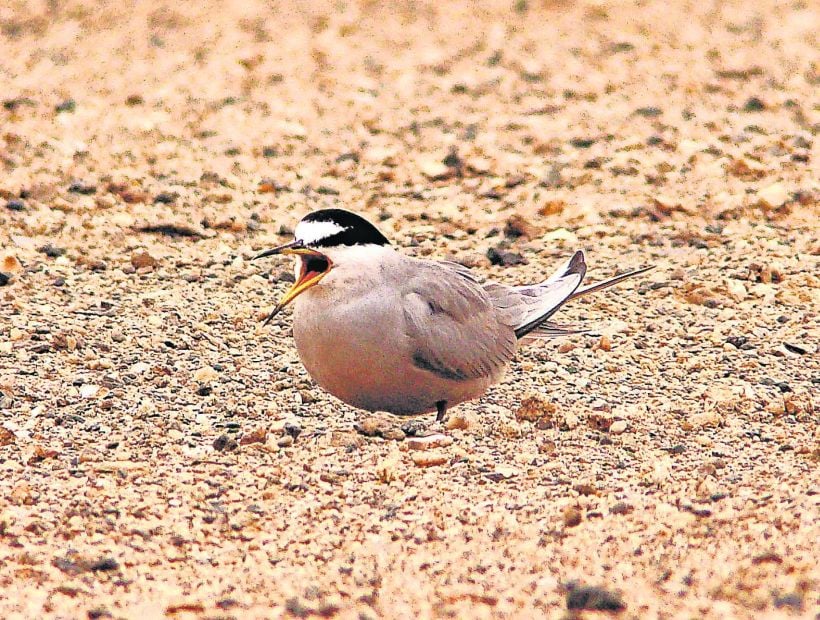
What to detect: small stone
<box><xmin>610</xmin><ymin>501</ymin><xmax>633</xmax><ymax>515</ymax></box>
<box><xmin>79</xmin><ymin>385</ymin><xmax>100</xmax><ymax>399</ymax></box>
<box><xmin>411</xmin><ymin>451</ymin><xmax>448</xmax><ymax>467</ymax></box>
<box><xmin>515</xmin><ymin>394</ymin><xmax>556</xmax><ymax>429</ymax></box>
<box><xmin>566</xmin><ymin>584</ymin><xmax>625</xmax><ymax>612</ymax></box>
<box><xmin>129</xmin><ymin>362</ymin><xmax>150</xmax><ymax>374</ymax></box>
<box><xmin>743</xmin><ymin>96</ymin><xmax>766</xmax><ymax>112</ymax></box>
<box><xmin>355</xmin><ymin>416</ymin><xmax>404</xmax><ymax>440</ymax></box>
<box><xmin>487</xmin><ymin>247</ymin><xmax>526</xmax><ymax>266</ymax></box>
<box><xmin>609</xmin><ymin>420</ymin><xmax>628</xmax><ymax>435</ymax></box>
<box><xmin>538</xmin><ymin>199</ymin><xmax>566</xmax><ymax>216</ymax></box>
<box><xmin>276</xmin><ymin>435</ymin><xmax>294</xmax><ymax>448</ymax></box>
<box><xmin>55</xmin><ymin>99</ymin><xmax>76</xmax><ymax>113</ymax></box>
<box><xmin>597</xmin><ymin>335</ymin><xmax>612</xmax><ymax>351</ymax></box>
<box><xmin>562</xmin><ymin>411</ymin><xmax>580</xmax><ymax>430</ymax></box>
<box><xmin>504</xmin><ymin>214</ymin><xmax>537</xmax><ymax>239</ymax></box>
<box><xmin>213</xmin><ymin>434</ymin><xmax>238</xmax><ymax>452</ymax></box>
<box><xmin>543</xmin><ymin>228</ymin><xmax>578</xmax><ymax>244</ymax></box>
<box><xmin>39</xmin><ymin>244</ymin><xmax>65</xmax><ymax>258</ymax></box>
<box><xmin>773</xmin><ymin>592</ymin><xmax>804</xmax><ymax>611</ymax></box>
<box><xmin>757</xmin><ymin>183</ymin><xmax>790</xmax><ymax>209</ymax></box>
<box><xmin>419</xmin><ymin>158</ymin><xmax>452</xmax><ymax>181</ymax></box>
<box><xmin>240</xmin><ymin>427</ymin><xmax>268</xmax><ymax>445</ymax></box>
<box><xmin>5</xmin><ymin>199</ymin><xmax>25</xmax><ymax>211</ymax></box>
<box><xmin>10</xmin><ymin>482</ymin><xmax>34</xmax><ymax>505</ymax></box>
<box><xmin>2</xmin><ymin>254</ymin><xmax>22</xmax><ymax>273</ymax></box>
<box><xmin>355</xmin><ymin>416</ymin><xmax>386</xmax><ymax>437</ymax></box>
<box><xmin>283</xmin><ymin>421</ymin><xmax>302</xmax><ymax>439</ymax></box>
<box><xmin>68</xmin><ymin>181</ymin><xmax>96</xmax><ymax>195</ymax></box>
<box><xmin>0</xmin><ymin>427</ymin><xmax>16</xmax><ymax>446</ymax></box>
<box><xmin>193</xmin><ymin>366</ymin><xmax>219</xmax><ymax>383</ymax></box>
<box><xmin>130</xmin><ymin>250</ymin><xmax>158</xmax><ymax>269</ymax></box>
<box><xmin>562</xmin><ymin>507</ymin><xmax>583</xmax><ymax>527</ymax></box>
<box><xmin>0</xmin><ymin>273</ymin><xmax>9</xmax><ymax>286</ymax></box>
<box><xmin>406</xmin><ymin>434</ymin><xmax>453</xmax><ymax>450</ymax></box>
<box><xmin>444</xmin><ymin>410</ymin><xmax>477</xmax><ymax>431</ymax></box>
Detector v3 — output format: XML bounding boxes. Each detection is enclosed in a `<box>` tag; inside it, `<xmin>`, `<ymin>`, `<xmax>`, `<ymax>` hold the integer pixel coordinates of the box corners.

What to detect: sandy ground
<box><xmin>1</xmin><ymin>0</ymin><xmax>818</xmax><ymax>618</ymax></box>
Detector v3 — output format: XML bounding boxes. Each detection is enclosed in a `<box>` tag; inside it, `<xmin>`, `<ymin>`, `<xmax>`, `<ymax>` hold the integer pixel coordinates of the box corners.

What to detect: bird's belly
<box><xmin>292</xmin><ymin>294</ymin><xmax>492</xmax><ymax>415</ymax></box>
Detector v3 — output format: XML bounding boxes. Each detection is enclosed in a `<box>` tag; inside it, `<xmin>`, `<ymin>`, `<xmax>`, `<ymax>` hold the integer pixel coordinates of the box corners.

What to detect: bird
<box><xmin>254</xmin><ymin>209</ymin><xmax>652</xmax><ymax>422</ymax></box>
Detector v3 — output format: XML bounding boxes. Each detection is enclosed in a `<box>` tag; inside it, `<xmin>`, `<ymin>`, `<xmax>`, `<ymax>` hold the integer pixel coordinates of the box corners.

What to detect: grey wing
<box><xmin>401</xmin><ymin>262</ymin><xmax>516</xmax><ymax>381</ymax></box>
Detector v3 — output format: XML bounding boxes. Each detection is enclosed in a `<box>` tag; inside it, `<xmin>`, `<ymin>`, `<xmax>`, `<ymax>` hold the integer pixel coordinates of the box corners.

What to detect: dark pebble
<box><xmin>743</xmin><ymin>97</ymin><xmax>766</xmax><ymax>112</ymax></box>
<box><xmin>90</xmin><ymin>557</ymin><xmax>119</xmax><ymax>572</ymax></box>
<box><xmin>284</xmin><ymin>422</ymin><xmax>302</xmax><ymax>439</ymax></box>
<box><xmin>570</xmin><ymin>137</ymin><xmax>596</xmax><ymax>148</ymax></box>
<box><xmin>55</xmin><ymin>99</ymin><xmax>76</xmax><ymax>113</ymax></box>
<box><xmin>5</xmin><ymin>199</ymin><xmax>25</xmax><ymax>211</ymax></box>
<box><xmin>773</xmin><ymin>592</ymin><xmax>803</xmax><ymax>611</ymax></box>
<box><xmin>40</xmin><ymin>244</ymin><xmax>66</xmax><ymax>258</ymax></box>
<box><xmin>0</xmin><ymin>273</ymin><xmax>9</xmax><ymax>286</ymax></box>
<box><xmin>68</xmin><ymin>181</ymin><xmax>96</xmax><ymax>195</ymax></box>
<box><xmin>153</xmin><ymin>192</ymin><xmax>177</xmax><ymax>204</ymax></box>
<box><xmin>634</xmin><ymin>106</ymin><xmax>662</xmax><ymax>117</ymax></box>
<box><xmin>213</xmin><ymin>434</ymin><xmax>238</xmax><ymax>452</ymax></box>
<box><xmin>53</xmin><ymin>278</ymin><xmax>65</xmax><ymax>287</ymax></box>
<box><xmin>487</xmin><ymin>247</ymin><xmax>526</xmax><ymax>266</ymax></box>
<box><xmin>566</xmin><ymin>584</ymin><xmax>625</xmax><ymax>611</ymax></box>
<box><xmin>197</xmin><ymin>385</ymin><xmax>213</xmax><ymax>396</ymax></box>
<box><xmin>783</xmin><ymin>343</ymin><xmax>806</xmax><ymax>355</ymax></box>
<box><xmin>610</xmin><ymin>502</ymin><xmax>633</xmax><ymax>515</ymax></box>
<box><xmin>725</xmin><ymin>336</ymin><xmax>747</xmax><ymax>349</ymax></box>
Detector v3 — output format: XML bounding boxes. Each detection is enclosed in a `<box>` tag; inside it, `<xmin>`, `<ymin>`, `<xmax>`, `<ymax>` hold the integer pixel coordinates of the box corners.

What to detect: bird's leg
<box><xmin>435</xmin><ymin>400</ymin><xmax>447</xmax><ymax>423</ymax></box>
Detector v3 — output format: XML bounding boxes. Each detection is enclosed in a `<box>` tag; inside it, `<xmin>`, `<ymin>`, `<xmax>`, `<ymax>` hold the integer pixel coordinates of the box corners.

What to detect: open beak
<box><xmin>253</xmin><ymin>241</ymin><xmax>332</xmax><ymax>326</ymax></box>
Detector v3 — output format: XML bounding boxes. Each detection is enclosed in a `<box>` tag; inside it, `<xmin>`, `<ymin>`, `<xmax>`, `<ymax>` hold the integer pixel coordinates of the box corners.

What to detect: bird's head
<box><xmin>254</xmin><ymin>209</ymin><xmax>391</xmax><ymax>324</ymax></box>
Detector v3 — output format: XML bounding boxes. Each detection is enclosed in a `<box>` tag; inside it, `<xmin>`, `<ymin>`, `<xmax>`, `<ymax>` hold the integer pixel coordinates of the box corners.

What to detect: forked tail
<box><xmin>513</xmin><ymin>250</ymin><xmax>652</xmax><ymax>339</ymax></box>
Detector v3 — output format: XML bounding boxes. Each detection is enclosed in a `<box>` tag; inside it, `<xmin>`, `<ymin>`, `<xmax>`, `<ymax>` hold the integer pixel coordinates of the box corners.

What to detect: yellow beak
<box><xmin>254</xmin><ymin>242</ymin><xmax>332</xmax><ymax>325</ymax></box>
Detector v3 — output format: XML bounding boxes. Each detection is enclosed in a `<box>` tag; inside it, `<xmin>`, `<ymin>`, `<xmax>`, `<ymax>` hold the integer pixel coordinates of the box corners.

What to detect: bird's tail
<box><xmin>513</xmin><ymin>250</ymin><xmax>651</xmax><ymax>340</ymax></box>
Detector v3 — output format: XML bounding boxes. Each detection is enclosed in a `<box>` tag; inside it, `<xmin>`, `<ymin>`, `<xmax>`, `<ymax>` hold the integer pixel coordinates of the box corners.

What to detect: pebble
<box><xmin>284</xmin><ymin>422</ymin><xmax>302</xmax><ymax>439</ymax></box>
<box><xmin>562</xmin><ymin>507</ymin><xmax>583</xmax><ymax>527</ymax></box>
<box><xmin>566</xmin><ymin>584</ymin><xmax>625</xmax><ymax>611</ymax></box>
<box><xmin>411</xmin><ymin>451</ymin><xmax>448</xmax><ymax>467</ymax></box>
<box><xmin>0</xmin><ymin>427</ymin><xmax>16</xmax><ymax>446</ymax></box>
<box><xmin>444</xmin><ymin>411</ymin><xmax>477</xmax><ymax>431</ymax></box>
<box><xmin>515</xmin><ymin>394</ymin><xmax>556</xmax><ymax>429</ymax></box>
<box><xmin>79</xmin><ymin>385</ymin><xmax>100</xmax><ymax>399</ymax></box>
<box><xmin>2</xmin><ymin>254</ymin><xmax>22</xmax><ymax>273</ymax></box>
<box><xmin>130</xmin><ymin>249</ymin><xmax>158</xmax><ymax>269</ymax></box>
<box><xmin>354</xmin><ymin>416</ymin><xmax>405</xmax><ymax>440</ymax></box>
<box><xmin>609</xmin><ymin>420</ymin><xmax>628</xmax><ymax>434</ymax></box>
<box><xmin>503</xmin><ymin>214</ymin><xmax>537</xmax><ymax>239</ymax></box>
<box><xmin>240</xmin><ymin>427</ymin><xmax>268</xmax><ymax>445</ymax></box>
<box><xmin>419</xmin><ymin>158</ymin><xmax>452</xmax><ymax>181</ymax></box>
<box><xmin>276</xmin><ymin>435</ymin><xmax>294</xmax><ymax>448</ymax></box>
<box><xmin>193</xmin><ymin>366</ymin><xmax>219</xmax><ymax>383</ymax></box>
<box><xmin>406</xmin><ymin>434</ymin><xmax>453</xmax><ymax>450</ymax></box>
<box><xmin>757</xmin><ymin>183</ymin><xmax>789</xmax><ymax>208</ymax></box>
<box><xmin>610</xmin><ymin>501</ymin><xmax>633</xmax><ymax>515</ymax></box>
<box><xmin>213</xmin><ymin>434</ymin><xmax>238</xmax><ymax>452</ymax></box>
<box><xmin>487</xmin><ymin>247</ymin><xmax>526</xmax><ymax>266</ymax></box>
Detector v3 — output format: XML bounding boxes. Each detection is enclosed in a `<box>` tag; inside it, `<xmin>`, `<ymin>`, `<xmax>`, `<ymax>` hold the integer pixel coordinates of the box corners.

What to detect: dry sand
<box><xmin>1</xmin><ymin>0</ymin><xmax>818</xmax><ymax>618</ymax></box>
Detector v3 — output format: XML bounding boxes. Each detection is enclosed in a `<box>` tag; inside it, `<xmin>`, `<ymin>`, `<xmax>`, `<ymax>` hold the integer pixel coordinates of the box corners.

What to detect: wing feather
<box><xmin>402</xmin><ymin>262</ymin><xmax>516</xmax><ymax>382</ymax></box>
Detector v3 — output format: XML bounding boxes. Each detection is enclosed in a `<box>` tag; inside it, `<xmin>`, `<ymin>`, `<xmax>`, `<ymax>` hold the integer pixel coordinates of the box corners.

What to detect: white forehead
<box><xmin>294</xmin><ymin>220</ymin><xmax>348</xmax><ymax>245</ymax></box>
